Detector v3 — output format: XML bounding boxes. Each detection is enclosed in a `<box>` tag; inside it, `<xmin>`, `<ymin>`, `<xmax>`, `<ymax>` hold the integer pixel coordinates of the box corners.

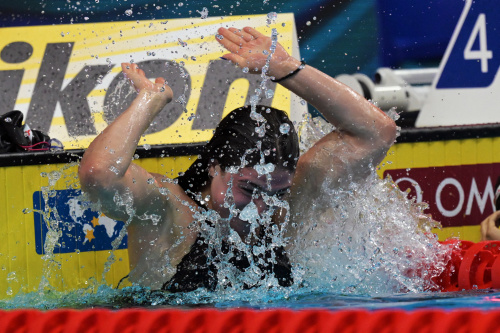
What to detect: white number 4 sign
<box><xmin>464</xmin><ymin>13</ymin><xmax>493</xmax><ymax>73</ymax></box>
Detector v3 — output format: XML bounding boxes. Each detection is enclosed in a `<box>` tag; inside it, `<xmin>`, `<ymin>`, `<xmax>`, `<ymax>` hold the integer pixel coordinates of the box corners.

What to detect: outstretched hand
<box><xmin>121</xmin><ymin>63</ymin><xmax>173</xmax><ymax>104</ymax></box>
<box><xmin>216</xmin><ymin>27</ymin><xmax>292</xmax><ymax>77</ymax></box>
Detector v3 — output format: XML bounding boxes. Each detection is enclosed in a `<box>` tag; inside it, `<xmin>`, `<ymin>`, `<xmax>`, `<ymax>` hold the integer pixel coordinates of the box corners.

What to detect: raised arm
<box><xmin>79</xmin><ymin>63</ymin><xmax>174</xmax><ymax>221</ymax></box>
<box><xmin>79</xmin><ymin>64</ymin><xmax>200</xmax><ymax>276</ymax></box>
<box><xmin>216</xmin><ymin>27</ymin><xmax>397</xmax><ymax>189</ymax></box>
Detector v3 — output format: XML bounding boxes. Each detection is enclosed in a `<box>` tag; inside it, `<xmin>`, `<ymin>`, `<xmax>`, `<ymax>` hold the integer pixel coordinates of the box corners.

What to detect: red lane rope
<box><xmin>435</xmin><ymin>240</ymin><xmax>500</xmax><ymax>291</ymax></box>
<box><xmin>1</xmin><ymin>308</ymin><xmax>500</xmax><ymax>333</ymax></box>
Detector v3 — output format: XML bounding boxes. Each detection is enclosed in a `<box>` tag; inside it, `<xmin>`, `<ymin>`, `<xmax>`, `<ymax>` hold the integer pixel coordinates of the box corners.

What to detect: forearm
<box><xmin>271</xmin><ymin>59</ymin><xmax>397</xmax><ymax>145</ymax></box>
<box><xmin>80</xmin><ymin>90</ymin><xmax>166</xmax><ymax>189</ymax></box>
<box><xmin>215</xmin><ymin>26</ymin><xmax>395</xmax><ymax>145</ymax></box>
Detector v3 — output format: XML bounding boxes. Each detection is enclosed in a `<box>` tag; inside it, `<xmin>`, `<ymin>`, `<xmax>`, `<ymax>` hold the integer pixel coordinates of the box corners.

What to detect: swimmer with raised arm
<box><xmin>79</xmin><ymin>27</ymin><xmax>397</xmax><ymax>291</ymax></box>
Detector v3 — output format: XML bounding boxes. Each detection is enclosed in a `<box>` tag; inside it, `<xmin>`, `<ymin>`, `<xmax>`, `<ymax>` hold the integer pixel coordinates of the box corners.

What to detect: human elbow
<box><xmin>380</xmin><ymin>117</ymin><xmax>398</xmax><ymax>147</ymax></box>
<box><xmin>371</xmin><ymin>116</ymin><xmax>397</xmax><ymax>150</ymax></box>
<box><xmin>361</xmin><ymin>118</ymin><xmax>397</xmax><ymax>164</ymax></box>
<box><xmin>78</xmin><ymin>159</ymin><xmax>118</xmax><ymax>195</ymax></box>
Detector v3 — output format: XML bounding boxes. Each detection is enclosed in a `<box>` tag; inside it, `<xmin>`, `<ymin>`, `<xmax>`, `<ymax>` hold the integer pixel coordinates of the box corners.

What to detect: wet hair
<box><xmin>177</xmin><ymin>105</ymin><xmax>299</xmax><ymax>194</ymax></box>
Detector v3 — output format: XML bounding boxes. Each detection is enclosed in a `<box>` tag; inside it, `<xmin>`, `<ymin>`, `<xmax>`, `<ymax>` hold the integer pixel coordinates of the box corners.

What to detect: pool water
<box><xmin>1</xmin><ymin>285</ymin><xmax>500</xmax><ymax>311</ymax></box>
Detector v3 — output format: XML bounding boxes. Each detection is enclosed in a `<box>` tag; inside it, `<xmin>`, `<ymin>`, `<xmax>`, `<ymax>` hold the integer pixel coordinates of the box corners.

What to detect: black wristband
<box><xmin>271</xmin><ymin>61</ymin><xmax>306</xmax><ymax>83</ymax></box>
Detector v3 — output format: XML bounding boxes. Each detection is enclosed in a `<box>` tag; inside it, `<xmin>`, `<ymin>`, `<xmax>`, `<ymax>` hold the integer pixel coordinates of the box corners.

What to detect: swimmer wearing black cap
<box><xmin>79</xmin><ymin>26</ymin><xmax>397</xmax><ymax>291</ymax></box>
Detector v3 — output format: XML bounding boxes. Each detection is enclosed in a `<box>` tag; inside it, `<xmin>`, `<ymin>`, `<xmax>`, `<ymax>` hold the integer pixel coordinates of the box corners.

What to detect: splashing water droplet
<box><xmin>125</xmin><ymin>9</ymin><xmax>133</xmax><ymax>16</ymax></box>
<box><xmin>266</xmin><ymin>12</ymin><xmax>277</xmax><ymax>25</ymax></box>
<box><xmin>254</xmin><ymin>162</ymin><xmax>275</xmax><ymax>176</ymax></box>
<box><xmin>249</xmin><ymin>95</ymin><xmax>260</xmax><ymax>106</ymax></box>
<box><xmin>176</xmin><ymin>94</ymin><xmax>187</xmax><ymax>106</ymax></box>
<box><xmin>386</xmin><ymin>107</ymin><xmax>400</xmax><ymax>121</ymax></box>
<box><xmin>239</xmin><ymin>202</ymin><xmax>259</xmax><ymax>222</ymax></box>
<box><xmin>242</xmin><ymin>67</ymin><xmax>249</xmax><ymax>74</ymax></box>
<box><xmin>197</xmin><ymin>7</ymin><xmax>209</xmax><ymax>19</ymax></box>
<box><xmin>279</xmin><ymin>123</ymin><xmax>291</xmax><ymax>134</ymax></box>
<box><xmin>250</xmin><ymin>111</ymin><xmax>266</xmax><ymax>123</ymax></box>
<box><xmin>109</xmin><ymin>166</ymin><xmax>119</xmax><ymax>175</ymax></box>
<box><xmin>143</xmin><ymin>144</ymin><xmax>151</xmax><ymax>150</ymax></box>
<box><xmin>265</xmin><ymin>89</ymin><xmax>274</xmax><ymax>99</ymax></box>
<box><xmin>178</xmin><ymin>38</ymin><xmax>187</xmax><ymax>47</ymax></box>
<box><xmin>255</xmin><ymin>123</ymin><xmax>266</xmax><ymax>137</ymax></box>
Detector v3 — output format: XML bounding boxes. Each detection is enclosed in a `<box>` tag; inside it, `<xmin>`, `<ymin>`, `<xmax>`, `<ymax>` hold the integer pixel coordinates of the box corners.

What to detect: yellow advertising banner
<box><xmin>0</xmin><ymin>14</ymin><xmax>304</xmax><ymax>149</ymax></box>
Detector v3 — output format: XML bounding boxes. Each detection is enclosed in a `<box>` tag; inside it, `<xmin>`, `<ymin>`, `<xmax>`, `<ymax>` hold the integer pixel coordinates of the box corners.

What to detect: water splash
<box><xmin>290</xmin><ymin>170</ymin><xmax>447</xmax><ymax>294</ymax></box>
<box><xmin>266</xmin><ymin>12</ymin><xmax>277</xmax><ymax>25</ymax></box>
<box><xmin>196</xmin><ymin>7</ymin><xmax>209</xmax><ymax>19</ymax></box>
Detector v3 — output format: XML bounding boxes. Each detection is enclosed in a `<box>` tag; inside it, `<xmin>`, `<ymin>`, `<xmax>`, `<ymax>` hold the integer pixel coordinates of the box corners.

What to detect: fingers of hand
<box><xmin>227</xmin><ymin>27</ymin><xmax>246</xmax><ymax>40</ymax></box>
<box><xmin>216</xmin><ymin>35</ymin><xmax>242</xmax><ymax>55</ymax></box>
<box><xmin>239</xmin><ymin>30</ymin><xmax>255</xmax><ymax>42</ymax></box>
<box><xmin>227</xmin><ymin>27</ymin><xmax>255</xmax><ymax>43</ymax></box>
<box><xmin>121</xmin><ymin>63</ymin><xmax>137</xmax><ymax>86</ymax></box>
<box><xmin>129</xmin><ymin>63</ymin><xmax>139</xmax><ymax>72</ymax></box>
<box><xmin>243</xmin><ymin>26</ymin><xmax>265</xmax><ymax>39</ymax></box>
<box><xmin>121</xmin><ymin>63</ymin><xmax>140</xmax><ymax>77</ymax></box>
<box><xmin>219</xmin><ymin>27</ymin><xmax>245</xmax><ymax>47</ymax></box>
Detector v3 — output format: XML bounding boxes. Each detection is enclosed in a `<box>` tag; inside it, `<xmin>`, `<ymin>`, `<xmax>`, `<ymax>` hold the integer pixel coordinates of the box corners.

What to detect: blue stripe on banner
<box><xmin>33</xmin><ymin>189</ymin><xmax>127</xmax><ymax>255</ymax></box>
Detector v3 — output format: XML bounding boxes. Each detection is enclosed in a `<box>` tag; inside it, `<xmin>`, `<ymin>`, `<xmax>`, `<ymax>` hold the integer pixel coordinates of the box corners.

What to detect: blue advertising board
<box><xmin>33</xmin><ymin>189</ymin><xmax>127</xmax><ymax>255</ymax></box>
